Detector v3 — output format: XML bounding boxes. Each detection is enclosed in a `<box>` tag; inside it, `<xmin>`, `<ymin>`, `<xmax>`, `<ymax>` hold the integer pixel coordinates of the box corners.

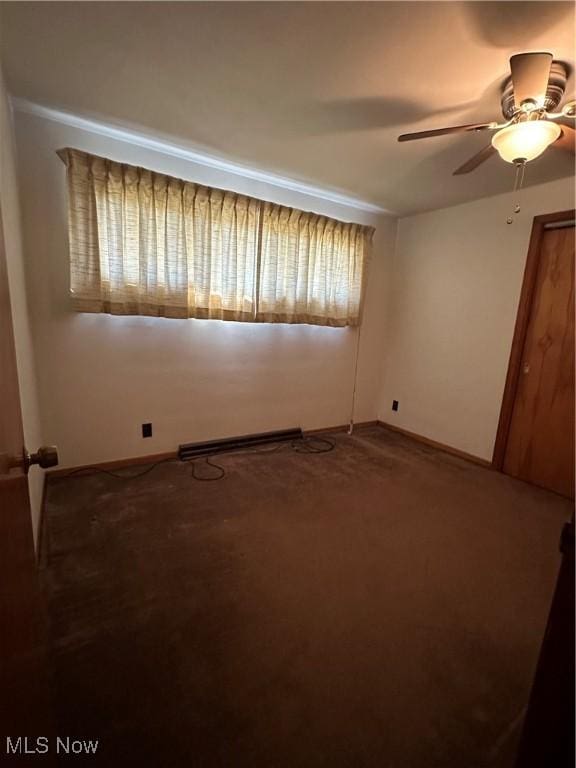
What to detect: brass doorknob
<box><xmin>7</xmin><ymin>446</ymin><xmax>59</xmax><ymax>474</ymax></box>
<box><xmin>2</xmin><ymin>446</ymin><xmax>58</xmax><ymax>476</ymax></box>
<box><xmin>24</xmin><ymin>446</ymin><xmax>59</xmax><ymax>472</ymax></box>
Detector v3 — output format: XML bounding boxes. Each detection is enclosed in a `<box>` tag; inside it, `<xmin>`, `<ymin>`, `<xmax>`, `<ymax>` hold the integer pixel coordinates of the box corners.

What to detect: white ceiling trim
<box><xmin>11</xmin><ymin>97</ymin><xmax>390</xmax><ymax>215</ymax></box>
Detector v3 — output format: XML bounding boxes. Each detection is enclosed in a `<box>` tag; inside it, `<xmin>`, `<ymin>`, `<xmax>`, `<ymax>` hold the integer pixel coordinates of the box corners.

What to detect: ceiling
<box><xmin>0</xmin><ymin>1</ymin><xmax>574</xmax><ymax>215</ymax></box>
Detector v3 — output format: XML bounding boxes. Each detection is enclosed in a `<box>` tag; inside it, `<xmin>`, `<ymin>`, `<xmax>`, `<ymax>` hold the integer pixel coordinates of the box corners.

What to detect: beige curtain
<box><xmin>257</xmin><ymin>203</ymin><xmax>372</xmax><ymax>327</ymax></box>
<box><xmin>59</xmin><ymin>148</ymin><xmax>373</xmax><ymax>326</ymax></box>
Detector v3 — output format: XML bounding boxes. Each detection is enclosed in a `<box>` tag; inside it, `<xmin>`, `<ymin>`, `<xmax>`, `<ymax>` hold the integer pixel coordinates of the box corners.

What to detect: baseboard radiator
<box><xmin>178</xmin><ymin>428</ymin><xmax>303</xmax><ymax>460</ymax></box>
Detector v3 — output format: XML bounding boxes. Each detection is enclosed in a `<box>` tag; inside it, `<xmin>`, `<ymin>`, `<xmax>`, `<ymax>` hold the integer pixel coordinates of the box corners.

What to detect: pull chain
<box><xmin>507</xmin><ymin>160</ymin><xmax>526</xmax><ymax>224</ymax></box>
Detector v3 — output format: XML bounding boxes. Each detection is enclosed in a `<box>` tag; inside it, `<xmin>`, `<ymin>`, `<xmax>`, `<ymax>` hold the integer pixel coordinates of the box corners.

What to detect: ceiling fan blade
<box><xmin>551</xmin><ymin>124</ymin><xmax>576</xmax><ymax>154</ymax></box>
<box><xmin>510</xmin><ymin>52</ymin><xmax>553</xmax><ymax>108</ymax></box>
<box><xmin>398</xmin><ymin>122</ymin><xmax>497</xmax><ymax>142</ymax></box>
<box><xmin>452</xmin><ymin>144</ymin><xmax>497</xmax><ymax>175</ymax></box>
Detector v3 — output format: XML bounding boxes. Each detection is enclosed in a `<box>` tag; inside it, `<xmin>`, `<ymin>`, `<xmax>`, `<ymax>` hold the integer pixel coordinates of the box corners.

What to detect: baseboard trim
<box><xmin>305</xmin><ymin>420</ymin><xmax>379</xmax><ymax>436</ymax></box>
<box><xmin>46</xmin><ymin>423</ymin><xmax>382</xmax><ymax>478</ymax></box>
<box><xmin>47</xmin><ymin>450</ymin><xmax>178</xmax><ymax>478</ymax></box>
<box><xmin>377</xmin><ymin>421</ymin><xmax>492</xmax><ymax>468</ymax></box>
<box><xmin>45</xmin><ymin>422</ymin><xmax>490</xmax><ymax>479</ymax></box>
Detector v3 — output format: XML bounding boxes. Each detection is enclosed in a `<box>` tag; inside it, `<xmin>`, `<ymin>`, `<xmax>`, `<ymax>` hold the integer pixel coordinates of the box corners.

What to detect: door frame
<box><xmin>493</xmin><ymin>209</ymin><xmax>576</xmax><ymax>470</ymax></box>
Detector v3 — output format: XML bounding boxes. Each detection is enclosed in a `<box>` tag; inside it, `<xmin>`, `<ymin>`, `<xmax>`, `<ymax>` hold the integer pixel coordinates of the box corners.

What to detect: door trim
<box><xmin>493</xmin><ymin>209</ymin><xmax>576</xmax><ymax>470</ymax></box>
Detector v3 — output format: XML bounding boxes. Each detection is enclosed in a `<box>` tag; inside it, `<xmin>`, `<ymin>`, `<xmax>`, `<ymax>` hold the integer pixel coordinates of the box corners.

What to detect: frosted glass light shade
<box><xmin>491</xmin><ymin>121</ymin><xmax>561</xmax><ymax>163</ymax></box>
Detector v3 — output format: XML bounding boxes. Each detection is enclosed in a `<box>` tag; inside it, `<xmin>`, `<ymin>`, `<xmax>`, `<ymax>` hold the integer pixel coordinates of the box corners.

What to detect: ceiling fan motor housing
<box><xmin>501</xmin><ymin>61</ymin><xmax>567</xmax><ymax>119</ymax></box>
<box><xmin>396</xmin><ymin>52</ymin><xmax>574</xmax><ymax>174</ymax></box>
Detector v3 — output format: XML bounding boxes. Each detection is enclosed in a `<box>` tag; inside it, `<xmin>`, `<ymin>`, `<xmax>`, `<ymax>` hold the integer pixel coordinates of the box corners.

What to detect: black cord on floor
<box><xmin>189</xmin><ymin>456</ymin><xmax>226</xmax><ymax>481</ymax></box>
<box><xmin>61</xmin><ymin>435</ymin><xmax>336</xmax><ymax>483</ymax></box>
<box><xmin>290</xmin><ymin>436</ymin><xmax>335</xmax><ymax>454</ymax></box>
<box><xmin>64</xmin><ymin>457</ymin><xmax>177</xmax><ymax>480</ymax></box>
<box><xmin>187</xmin><ymin>436</ymin><xmax>335</xmax><ymax>481</ymax></box>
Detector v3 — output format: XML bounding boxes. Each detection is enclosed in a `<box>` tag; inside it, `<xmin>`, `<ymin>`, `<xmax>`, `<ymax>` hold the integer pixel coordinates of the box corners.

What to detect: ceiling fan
<box><xmin>398</xmin><ymin>52</ymin><xmax>576</xmax><ymax>175</ymax></box>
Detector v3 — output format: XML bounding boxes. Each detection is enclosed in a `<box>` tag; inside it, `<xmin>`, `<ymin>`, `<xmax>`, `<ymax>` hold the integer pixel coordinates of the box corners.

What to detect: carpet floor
<box><xmin>41</xmin><ymin>426</ymin><xmax>572</xmax><ymax>768</ymax></box>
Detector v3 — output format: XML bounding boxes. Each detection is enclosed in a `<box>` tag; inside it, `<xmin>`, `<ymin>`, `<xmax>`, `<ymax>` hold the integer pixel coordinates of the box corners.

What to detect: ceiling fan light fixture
<box><xmin>491</xmin><ymin>120</ymin><xmax>561</xmax><ymax>163</ymax></box>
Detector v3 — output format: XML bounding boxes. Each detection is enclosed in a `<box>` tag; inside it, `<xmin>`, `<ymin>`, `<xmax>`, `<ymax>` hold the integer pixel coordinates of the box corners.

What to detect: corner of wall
<box><xmin>374</xmin><ymin>213</ymin><xmax>401</xmax><ymax>424</ymax></box>
<box><xmin>374</xmin><ymin>176</ymin><xmax>575</xmax><ymax>459</ymax></box>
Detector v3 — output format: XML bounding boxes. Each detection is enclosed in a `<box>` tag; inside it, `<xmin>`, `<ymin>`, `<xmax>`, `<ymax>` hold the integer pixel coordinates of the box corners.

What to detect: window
<box><xmin>59</xmin><ymin>148</ymin><xmax>374</xmax><ymax>327</ymax></box>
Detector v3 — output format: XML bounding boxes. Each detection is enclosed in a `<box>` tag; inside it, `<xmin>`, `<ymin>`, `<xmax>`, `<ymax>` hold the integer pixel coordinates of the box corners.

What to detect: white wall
<box><xmin>14</xmin><ymin>108</ymin><xmax>396</xmax><ymax>469</ymax></box>
<box><xmin>0</xmin><ymin>71</ymin><xmax>44</xmax><ymax>545</ymax></box>
<box><xmin>378</xmin><ymin>176</ymin><xmax>575</xmax><ymax>461</ymax></box>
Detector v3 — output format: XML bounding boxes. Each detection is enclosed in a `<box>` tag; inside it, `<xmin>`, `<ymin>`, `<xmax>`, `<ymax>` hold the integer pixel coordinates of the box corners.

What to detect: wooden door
<box><xmin>0</xmin><ymin>206</ymin><xmax>55</xmax><ymax>743</ymax></box>
<box><xmin>499</xmin><ymin>217</ymin><xmax>575</xmax><ymax>498</ymax></box>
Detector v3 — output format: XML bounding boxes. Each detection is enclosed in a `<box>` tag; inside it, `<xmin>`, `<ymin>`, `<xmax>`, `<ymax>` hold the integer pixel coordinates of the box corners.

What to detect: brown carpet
<box><xmin>40</xmin><ymin>426</ymin><xmax>571</xmax><ymax>768</ymax></box>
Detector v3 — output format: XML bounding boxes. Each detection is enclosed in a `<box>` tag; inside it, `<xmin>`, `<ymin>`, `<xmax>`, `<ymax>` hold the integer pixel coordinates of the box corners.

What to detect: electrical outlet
<box><xmin>142</xmin><ymin>423</ymin><xmax>152</xmax><ymax>438</ymax></box>
<box><xmin>392</xmin><ymin>400</ymin><xmax>399</xmax><ymax>412</ymax></box>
